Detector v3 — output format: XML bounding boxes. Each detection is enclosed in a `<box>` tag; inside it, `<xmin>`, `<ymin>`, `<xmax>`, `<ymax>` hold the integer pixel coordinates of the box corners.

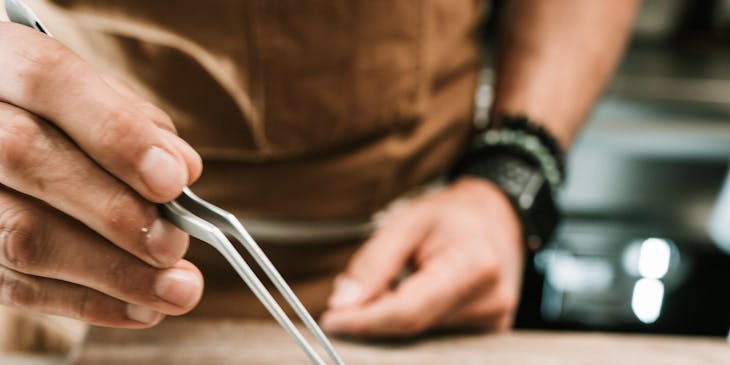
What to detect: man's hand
<box><xmin>321</xmin><ymin>177</ymin><xmax>525</xmax><ymax>337</ymax></box>
<box><xmin>0</xmin><ymin>23</ymin><xmax>204</xmax><ymax>328</ymax></box>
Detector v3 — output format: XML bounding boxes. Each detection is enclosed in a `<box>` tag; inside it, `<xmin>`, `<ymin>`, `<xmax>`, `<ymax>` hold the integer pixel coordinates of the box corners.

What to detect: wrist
<box><xmin>449</xmin><ymin>176</ymin><xmax>526</xmax><ymax>255</ymax></box>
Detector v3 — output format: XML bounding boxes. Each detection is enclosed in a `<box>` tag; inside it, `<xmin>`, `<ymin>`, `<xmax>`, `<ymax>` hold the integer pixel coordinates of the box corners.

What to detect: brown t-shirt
<box><xmin>32</xmin><ymin>0</ymin><xmax>485</xmax><ymax>221</ymax></box>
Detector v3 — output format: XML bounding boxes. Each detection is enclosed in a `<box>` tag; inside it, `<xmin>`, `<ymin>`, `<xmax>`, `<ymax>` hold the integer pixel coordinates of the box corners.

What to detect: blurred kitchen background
<box><xmin>481</xmin><ymin>0</ymin><xmax>730</xmax><ymax>337</ymax></box>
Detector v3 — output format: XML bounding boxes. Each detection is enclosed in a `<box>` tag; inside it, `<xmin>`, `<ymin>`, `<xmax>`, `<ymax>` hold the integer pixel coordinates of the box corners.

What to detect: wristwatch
<box><xmin>450</xmin><ymin>116</ymin><xmax>564</xmax><ymax>252</ymax></box>
<box><xmin>451</xmin><ymin>149</ymin><xmax>560</xmax><ymax>252</ymax></box>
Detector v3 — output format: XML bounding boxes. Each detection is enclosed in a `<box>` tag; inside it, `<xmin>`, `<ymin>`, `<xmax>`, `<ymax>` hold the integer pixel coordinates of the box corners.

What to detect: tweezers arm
<box><xmin>160</xmin><ymin>201</ymin><xmax>215</xmax><ymax>243</ymax></box>
<box><xmin>175</xmin><ymin>189</ymin><xmax>346</xmax><ymax>365</ymax></box>
<box><xmin>160</xmin><ymin>201</ymin><xmax>327</xmax><ymax>365</ymax></box>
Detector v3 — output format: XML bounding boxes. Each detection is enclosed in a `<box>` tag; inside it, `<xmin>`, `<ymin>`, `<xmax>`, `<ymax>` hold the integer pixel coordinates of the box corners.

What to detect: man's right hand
<box><xmin>0</xmin><ymin>22</ymin><xmax>205</xmax><ymax>328</ymax></box>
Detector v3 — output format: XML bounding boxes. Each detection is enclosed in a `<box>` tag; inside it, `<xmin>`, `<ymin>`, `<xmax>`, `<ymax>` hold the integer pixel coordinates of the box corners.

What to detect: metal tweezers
<box><xmin>6</xmin><ymin>0</ymin><xmax>345</xmax><ymax>363</ymax></box>
<box><xmin>161</xmin><ymin>189</ymin><xmax>345</xmax><ymax>365</ymax></box>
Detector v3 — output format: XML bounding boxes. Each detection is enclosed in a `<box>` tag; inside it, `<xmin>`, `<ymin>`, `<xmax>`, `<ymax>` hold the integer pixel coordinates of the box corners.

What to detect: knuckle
<box><xmin>0</xmin><ymin>205</ymin><xmax>47</xmax><ymax>270</ymax></box>
<box><xmin>398</xmin><ymin>317</ymin><xmax>428</xmax><ymax>336</ymax></box>
<box><xmin>493</xmin><ymin>288</ymin><xmax>519</xmax><ymax>314</ymax></box>
<box><xmin>138</xmin><ymin>102</ymin><xmax>176</xmax><ymax>132</ymax></box>
<box><xmin>73</xmin><ymin>287</ymin><xmax>100</xmax><ymax>322</ymax></box>
<box><xmin>99</xmin><ymin>184</ymin><xmax>155</xmax><ymax>234</ymax></box>
<box><xmin>391</xmin><ymin>311</ymin><xmax>429</xmax><ymax>336</ymax></box>
<box><xmin>474</xmin><ymin>255</ymin><xmax>499</xmax><ymax>280</ymax></box>
<box><xmin>347</xmin><ymin>252</ymin><xmax>376</xmax><ymax>279</ymax></box>
<box><xmin>0</xmin><ymin>268</ymin><xmax>39</xmax><ymax>308</ymax></box>
<box><xmin>0</xmin><ymin>112</ymin><xmax>44</xmax><ymax>176</ymax></box>
<box><xmin>71</xmin><ymin>288</ymin><xmax>132</xmax><ymax>327</ymax></box>
<box><xmin>69</xmin><ymin>286</ymin><xmax>121</xmax><ymax>326</ymax></box>
<box><xmin>95</xmin><ymin>107</ymin><xmax>141</xmax><ymax>154</ymax></box>
<box><xmin>103</xmin><ymin>255</ymin><xmax>147</xmax><ymax>297</ymax></box>
<box><xmin>99</xmin><ymin>73</ymin><xmax>174</xmax><ymax>132</ymax></box>
<box><xmin>503</xmin><ymin>295</ymin><xmax>519</xmax><ymax>313</ymax></box>
<box><xmin>15</xmin><ymin>38</ymin><xmax>74</xmax><ymax>98</ymax></box>
<box><xmin>493</xmin><ymin>315</ymin><xmax>513</xmax><ymax>332</ymax></box>
<box><xmin>17</xmin><ymin>37</ymin><xmax>68</xmax><ymax>68</ymax></box>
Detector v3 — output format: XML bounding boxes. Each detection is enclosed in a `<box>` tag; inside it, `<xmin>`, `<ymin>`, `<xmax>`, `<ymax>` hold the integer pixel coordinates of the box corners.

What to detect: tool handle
<box><xmin>5</xmin><ymin>0</ymin><xmax>51</xmax><ymax>35</ymax></box>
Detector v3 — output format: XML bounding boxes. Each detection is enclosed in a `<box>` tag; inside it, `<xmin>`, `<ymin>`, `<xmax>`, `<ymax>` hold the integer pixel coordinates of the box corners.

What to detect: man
<box><xmin>0</xmin><ymin>0</ymin><xmax>637</xmax><ymax>352</ymax></box>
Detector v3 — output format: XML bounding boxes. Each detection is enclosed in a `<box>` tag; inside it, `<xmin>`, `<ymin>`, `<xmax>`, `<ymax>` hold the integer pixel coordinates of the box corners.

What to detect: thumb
<box><xmin>328</xmin><ymin>204</ymin><xmax>432</xmax><ymax>309</ymax></box>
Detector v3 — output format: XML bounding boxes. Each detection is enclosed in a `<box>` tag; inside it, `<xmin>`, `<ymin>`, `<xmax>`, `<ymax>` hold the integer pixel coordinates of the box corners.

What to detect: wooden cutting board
<box><xmin>72</xmin><ymin>319</ymin><xmax>730</xmax><ymax>365</ymax></box>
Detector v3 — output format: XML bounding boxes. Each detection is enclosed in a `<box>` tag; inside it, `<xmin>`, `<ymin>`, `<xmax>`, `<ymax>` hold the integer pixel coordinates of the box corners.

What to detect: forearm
<box><xmin>492</xmin><ymin>0</ymin><xmax>639</xmax><ymax>148</ymax></box>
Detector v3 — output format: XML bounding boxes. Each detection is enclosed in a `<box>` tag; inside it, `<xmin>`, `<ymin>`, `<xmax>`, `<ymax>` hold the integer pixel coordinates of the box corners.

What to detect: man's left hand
<box><xmin>320</xmin><ymin>177</ymin><xmax>525</xmax><ymax>337</ymax></box>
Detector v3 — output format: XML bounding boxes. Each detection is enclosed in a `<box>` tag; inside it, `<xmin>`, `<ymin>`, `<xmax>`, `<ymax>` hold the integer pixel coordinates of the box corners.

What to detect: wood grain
<box><xmin>72</xmin><ymin>319</ymin><xmax>730</xmax><ymax>365</ymax></box>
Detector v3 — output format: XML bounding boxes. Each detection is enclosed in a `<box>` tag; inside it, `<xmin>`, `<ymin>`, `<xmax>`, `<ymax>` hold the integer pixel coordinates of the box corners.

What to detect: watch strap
<box><xmin>449</xmin><ymin>115</ymin><xmax>565</xmax><ymax>251</ymax></box>
<box><xmin>452</xmin><ymin>149</ymin><xmax>559</xmax><ymax>251</ymax></box>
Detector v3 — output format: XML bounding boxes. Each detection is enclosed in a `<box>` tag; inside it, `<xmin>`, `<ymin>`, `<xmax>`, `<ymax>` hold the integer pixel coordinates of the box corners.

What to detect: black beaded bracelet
<box><xmin>492</xmin><ymin>115</ymin><xmax>566</xmax><ymax>177</ymax></box>
<box><xmin>463</xmin><ymin>115</ymin><xmax>566</xmax><ymax>193</ymax></box>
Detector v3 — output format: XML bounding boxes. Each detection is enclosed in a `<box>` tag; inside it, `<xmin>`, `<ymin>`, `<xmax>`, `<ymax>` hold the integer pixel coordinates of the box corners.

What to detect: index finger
<box><xmin>0</xmin><ymin>23</ymin><xmax>201</xmax><ymax>202</ymax></box>
<box><xmin>321</xmin><ymin>251</ymin><xmax>492</xmax><ymax>337</ymax></box>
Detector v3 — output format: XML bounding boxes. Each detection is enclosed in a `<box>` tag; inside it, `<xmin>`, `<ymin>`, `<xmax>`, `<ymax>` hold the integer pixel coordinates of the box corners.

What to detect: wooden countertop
<box><xmin>72</xmin><ymin>319</ymin><xmax>730</xmax><ymax>365</ymax></box>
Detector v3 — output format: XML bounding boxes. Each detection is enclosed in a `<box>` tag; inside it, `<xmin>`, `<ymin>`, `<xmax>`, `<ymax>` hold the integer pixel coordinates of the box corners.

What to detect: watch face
<box><xmin>480</xmin><ymin>156</ymin><xmax>543</xmax><ymax>204</ymax></box>
<box><xmin>504</xmin><ymin>160</ymin><xmax>540</xmax><ymax>198</ymax></box>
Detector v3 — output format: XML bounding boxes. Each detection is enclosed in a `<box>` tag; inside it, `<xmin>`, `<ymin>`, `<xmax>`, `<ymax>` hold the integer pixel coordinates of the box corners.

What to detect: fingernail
<box><xmin>319</xmin><ymin>312</ymin><xmax>343</xmax><ymax>334</ymax></box>
<box><xmin>126</xmin><ymin>304</ymin><xmax>162</xmax><ymax>324</ymax></box>
<box><xmin>162</xmin><ymin>130</ymin><xmax>202</xmax><ymax>184</ymax></box>
<box><xmin>328</xmin><ymin>278</ymin><xmax>363</xmax><ymax>309</ymax></box>
<box><xmin>145</xmin><ymin>219</ymin><xmax>189</xmax><ymax>267</ymax></box>
<box><xmin>139</xmin><ymin>146</ymin><xmax>187</xmax><ymax>198</ymax></box>
<box><xmin>155</xmin><ymin>268</ymin><xmax>202</xmax><ymax>308</ymax></box>
<box><xmin>177</xmin><ymin>139</ymin><xmax>203</xmax><ymax>183</ymax></box>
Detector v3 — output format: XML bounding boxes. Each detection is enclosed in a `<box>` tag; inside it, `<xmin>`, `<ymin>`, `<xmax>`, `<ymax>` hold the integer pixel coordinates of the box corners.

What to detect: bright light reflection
<box><xmin>545</xmin><ymin>252</ymin><xmax>614</xmax><ymax>293</ymax></box>
<box><xmin>631</xmin><ymin>278</ymin><xmax>664</xmax><ymax>324</ymax></box>
<box><xmin>709</xmin><ymin>169</ymin><xmax>730</xmax><ymax>254</ymax></box>
<box><xmin>638</xmin><ymin>238</ymin><xmax>671</xmax><ymax>279</ymax></box>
